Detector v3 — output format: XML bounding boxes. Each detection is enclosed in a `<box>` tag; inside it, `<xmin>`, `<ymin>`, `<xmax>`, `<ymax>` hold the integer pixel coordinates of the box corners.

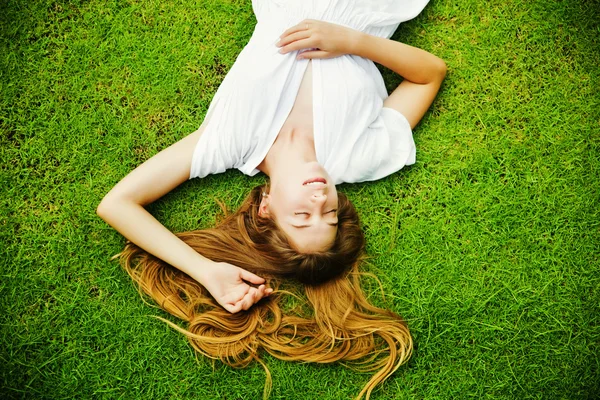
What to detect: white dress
<box><xmin>190</xmin><ymin>0</ymin><xmax>429</xmax><ymax>184</ymax></box>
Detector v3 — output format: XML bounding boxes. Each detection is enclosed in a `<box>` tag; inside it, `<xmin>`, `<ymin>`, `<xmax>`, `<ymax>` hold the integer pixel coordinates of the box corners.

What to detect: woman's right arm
<box><xmin>96</xmin><ymin>128</ymin><xmax>271</xmax><ymax>313</ymax></box>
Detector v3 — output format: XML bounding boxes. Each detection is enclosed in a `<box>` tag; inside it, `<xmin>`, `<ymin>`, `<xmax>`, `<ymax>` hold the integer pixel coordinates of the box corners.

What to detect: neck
<box><xmin>257</xmin><ymin>127</ymin><xmax>317</xmax><ymax>179</ymax></box>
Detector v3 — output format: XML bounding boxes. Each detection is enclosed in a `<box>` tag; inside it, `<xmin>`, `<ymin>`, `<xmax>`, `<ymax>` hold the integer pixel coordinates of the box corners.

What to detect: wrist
<box><xmin>183</xmin><ymin>255</ymin><xmax>217</xmax><ymax>287</ymax></box>
<box><xmin>352</xmin><ymin>31</ymin><xmax>381</xmax><ymax>59</ymax></box>
<box><xmin>348</xmin><ymin>30</ymin><xmax>366</xmax><ymax>56</ymax></box>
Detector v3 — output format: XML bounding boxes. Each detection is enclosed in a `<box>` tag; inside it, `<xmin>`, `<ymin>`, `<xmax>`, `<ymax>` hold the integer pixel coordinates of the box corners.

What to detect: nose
<box><xmin>310</xmin><ymin>192</ymin><xmax>327</xmax><ymax>204</ymax></box>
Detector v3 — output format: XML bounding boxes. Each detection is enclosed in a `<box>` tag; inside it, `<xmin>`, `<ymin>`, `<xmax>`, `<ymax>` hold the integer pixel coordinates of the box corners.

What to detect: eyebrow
<box><xmin>290</xmin><ymin>222</ymin><xmax>338</xmax><ymax>228</ymax></box>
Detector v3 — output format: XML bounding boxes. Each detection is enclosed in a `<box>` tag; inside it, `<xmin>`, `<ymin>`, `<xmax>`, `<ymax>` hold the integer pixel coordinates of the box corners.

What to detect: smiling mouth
<box><xmin>303</xmin><ymin>177</ymin><xmax>327</xmax><ymax>186</ymax></box>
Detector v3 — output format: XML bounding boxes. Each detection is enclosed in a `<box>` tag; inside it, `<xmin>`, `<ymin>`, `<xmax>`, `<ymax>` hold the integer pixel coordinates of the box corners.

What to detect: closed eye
<box><xmin>295</xmin><ymin>210</ymin><xmax>336</xmax><ymax>216</ymax></box>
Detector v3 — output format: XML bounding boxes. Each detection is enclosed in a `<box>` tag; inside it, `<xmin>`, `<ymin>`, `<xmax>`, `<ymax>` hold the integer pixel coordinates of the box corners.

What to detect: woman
<box><xmin>97</xmin><ymin>1</ymin><xmax>445</xmax><ymax>398</ymax></box>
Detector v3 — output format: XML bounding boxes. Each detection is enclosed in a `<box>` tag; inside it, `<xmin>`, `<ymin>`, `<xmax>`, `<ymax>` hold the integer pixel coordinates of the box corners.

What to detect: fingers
<box><xmin>278</xmin><ymin>19</ymin><xmax>323</xmax><ymax>55</ymax></box>
<box><xmin>257</xmin><ymin>284</ymin><xmax>274</xmax><ymax>298</ymax></box>
<box><xmin>221</xmin><ymin>285</ymin><xmax>274</xmax><ymax>314</ymax></box>
<box><xmin>221</xmin><ymin>289</ymin><xmax>247</xmax><ymax>306</ymax></box>
<box><xmin>279</xmin><ymin>39</ymin><xmax>320</xmax><ymax>55</ymax></box>
<box><xmin>223</xmin><ymin>294</ymin><xmax>249</xmax><ymax>314</ymax></box>
<box><xmin>239</xmin><ymin>268</ymin><xmax>266</xmax><ymax>285</ymax></box>
<box><xmin>247</xmin><ymin>285</ymin><xmax>270</xmax><ymax>309</ymax></box>
<box><xmin>240</xmin><ymin>287</ymin><xmax>258</xmax><ymax>311</ymax></box>
<box><xmin>254</xmin><ymin>284</ymin><xmax>274</xmax><ymax>298</ymax></box>
<box><xmin>297</xmin><ymin>50</ymin><xmax>330</xmax><ymax>60</ymax></box>
<box><xmin>277</xmin><ymin>30</ymin><xmax>311</xmax><ymax>49</ymax></box>
<box><xmin>251</xmin><ymin>285</ymin><xmax>264</xmax><ymax>306</ymax></box>
<box><xmin>279</xmin><ymin>19</ymin><xmax>315</xmax><ymax>39</ymax></box>
<box><xmin>223</xmin><ymin>303</ymin><xmax>241</xmax><ymax>314</ymax></box>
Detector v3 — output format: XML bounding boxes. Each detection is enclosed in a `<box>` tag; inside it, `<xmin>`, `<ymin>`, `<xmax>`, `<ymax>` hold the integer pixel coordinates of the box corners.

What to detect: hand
<box><xmin>200</xmin><ymin>262</ymin><xmax>273</xmax><ymax>313</ymax></box>
<box><xmin>277</xmin><ymin>19</ymin><xmax>361</xmax><ymax>60</ymax></box>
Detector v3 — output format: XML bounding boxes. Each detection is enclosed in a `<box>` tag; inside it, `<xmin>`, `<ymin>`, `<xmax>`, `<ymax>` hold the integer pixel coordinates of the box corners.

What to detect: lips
<box><xmin>303</xmin><ymin>177</ymin><xmax>327</xmax><ymax>186</ymax></box>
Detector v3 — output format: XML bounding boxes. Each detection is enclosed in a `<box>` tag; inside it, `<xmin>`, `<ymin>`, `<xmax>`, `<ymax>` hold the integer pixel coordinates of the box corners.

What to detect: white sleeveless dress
<box><xmin>190</xmin><ymin>0</ymin><xmax>429</xmax><ymax>184</ymax></box>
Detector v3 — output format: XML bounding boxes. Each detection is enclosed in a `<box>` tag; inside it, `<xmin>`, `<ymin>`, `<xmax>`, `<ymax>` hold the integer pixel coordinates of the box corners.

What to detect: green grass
<box><xmin>1</xmin><ymin>0</ymin><xmax>599</xmax><ymax>398</ymax></box>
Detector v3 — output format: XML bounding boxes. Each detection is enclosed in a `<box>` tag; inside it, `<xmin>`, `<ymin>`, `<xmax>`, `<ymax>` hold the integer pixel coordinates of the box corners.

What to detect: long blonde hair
<box><xmin>119</xmin><ymin>185</ymin><xmax>412</xmax><ymax>399</ymax></box>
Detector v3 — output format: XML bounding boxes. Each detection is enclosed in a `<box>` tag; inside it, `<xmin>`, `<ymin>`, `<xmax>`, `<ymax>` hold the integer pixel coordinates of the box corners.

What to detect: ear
<box><xmin>258</xmin><ymin>195</ymin><xmax>270</xmax><ymax>217</ymax></box>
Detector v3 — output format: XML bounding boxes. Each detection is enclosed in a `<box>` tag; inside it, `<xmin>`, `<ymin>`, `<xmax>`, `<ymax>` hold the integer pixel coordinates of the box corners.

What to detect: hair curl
<box><xmin>119</xmin><ymin>185</ymin><xmax>412</xmax><ymax>399</ymax></box>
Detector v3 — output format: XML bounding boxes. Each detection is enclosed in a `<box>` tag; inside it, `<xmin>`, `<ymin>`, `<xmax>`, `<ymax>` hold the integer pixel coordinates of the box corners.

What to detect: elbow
<box><xmin>97</xmin><ymin>190</ymin><xmax>141</xmax><ymax>223</ymax></box>
<box><xmin>417</xmin><ymin>57</ymin><xmax>446</xmax><ymax>86</ymax></box>
<box><xmin>96</xmin><ymin>194</ymin><xmax>113</xmax><ymax>222</ymax></box>
<box><xmin>435</xmin><ymin>57</ymin><xmax>447</xmax><ymax>82</ymax></box>
<box><xmin>96</xmin><ymin>192</ymin><xmax>123</xmax><ymax>223</ymax></box>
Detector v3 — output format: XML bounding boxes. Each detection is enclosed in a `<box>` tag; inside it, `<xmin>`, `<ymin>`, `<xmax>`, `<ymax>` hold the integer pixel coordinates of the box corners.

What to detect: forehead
<box><xmin>280</xmin><ymin>223</ymin><xmax>337</xmax><ymax>253</ymax></box>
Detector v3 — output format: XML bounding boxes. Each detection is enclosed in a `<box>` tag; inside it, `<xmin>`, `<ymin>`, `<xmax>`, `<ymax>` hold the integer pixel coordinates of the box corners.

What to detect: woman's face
<box><xmin>261</xmin><ymin>161</ymin><xmax>338</xmax><ymax>253</ymax></box>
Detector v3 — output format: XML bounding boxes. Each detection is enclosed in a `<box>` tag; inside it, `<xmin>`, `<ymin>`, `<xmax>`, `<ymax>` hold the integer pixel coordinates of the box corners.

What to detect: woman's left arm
<box><xmin>277</xmin><ymin>20</ymin><xmax>446</xmax><ymax>128</ymax></box>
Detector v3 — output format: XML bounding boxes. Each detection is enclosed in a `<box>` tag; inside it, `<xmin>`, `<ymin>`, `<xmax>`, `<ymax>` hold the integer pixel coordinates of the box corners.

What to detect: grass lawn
<box><xmin>1</xmin><ymin>0</ymin><xmax>599</xmax><ymax>398</ymax></box>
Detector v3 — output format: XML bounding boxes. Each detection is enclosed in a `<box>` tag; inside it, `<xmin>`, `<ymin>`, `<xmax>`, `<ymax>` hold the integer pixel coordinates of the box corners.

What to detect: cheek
<box><xmin>268</xmin><ymin>191</ymin><xmax>296</xmax><ymax>216</ymax></box>
<box><xmin>331</xmin><ymin>192</ymin><xmax>339</xmax><ymax>206</ymax></box>
<box><xmin>277</xmin><ymin>187</ymin><xmax>304</xmax><ymax>206</ymax></box>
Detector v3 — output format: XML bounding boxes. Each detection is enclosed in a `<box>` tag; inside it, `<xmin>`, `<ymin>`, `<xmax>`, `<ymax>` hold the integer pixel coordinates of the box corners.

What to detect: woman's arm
<box><xmin>353</xmin><ymin>35</ymin><xmax>446</xmax><ymax>129</ymax></box>
<box><xmin>97</xmin><ymin>128</ymin><xmax>271</xmax><ymax>313</ymax></box>
<box><xmin>277</xmin><ymin>20</ymin><xmax>446</xmax><ymax>128</ymax></box>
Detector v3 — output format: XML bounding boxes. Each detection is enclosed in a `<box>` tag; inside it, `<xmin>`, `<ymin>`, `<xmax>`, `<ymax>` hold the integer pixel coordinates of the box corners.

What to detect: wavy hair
<box><xmin>119</xmin><ymin>185</ymin><xmax>412</xmax><ymax>399</ymax></box>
